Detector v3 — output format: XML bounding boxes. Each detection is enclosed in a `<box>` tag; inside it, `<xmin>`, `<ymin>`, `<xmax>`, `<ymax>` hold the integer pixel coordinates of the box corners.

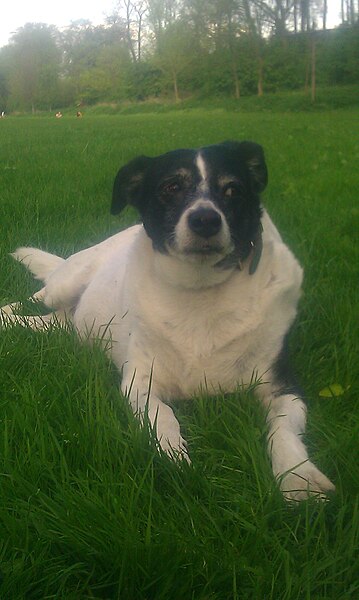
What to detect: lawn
<box><xmin>0</xmin><ymin>107</ymin><xmax>358</xmax><ymax>599</ymax></box>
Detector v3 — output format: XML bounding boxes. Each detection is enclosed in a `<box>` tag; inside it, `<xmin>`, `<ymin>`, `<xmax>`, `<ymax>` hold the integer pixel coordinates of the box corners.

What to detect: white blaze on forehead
<box><xmin>196</xmin><ymin>153</ymin><xmax>209</xmax><ymax>190</ymax></box>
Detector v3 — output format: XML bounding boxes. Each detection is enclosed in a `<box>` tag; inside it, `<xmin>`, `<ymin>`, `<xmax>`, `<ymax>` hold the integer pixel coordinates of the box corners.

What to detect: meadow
<box><xmin>0</xmin><ymin>106</ymin><xmax>358</xmax><ymax>599</ymax></box>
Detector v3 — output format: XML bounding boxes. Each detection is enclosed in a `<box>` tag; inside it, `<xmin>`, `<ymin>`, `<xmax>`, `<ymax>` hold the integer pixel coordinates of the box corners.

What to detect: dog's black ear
<box><xmin>111</xmin><ymin>155</ymin><xmax>152</xmax><ymax>215</ymax></box>
<box><xmin>222</xmin><ymin>140</ymin><xmax>268</xmax><ymax>193</ymax></box>
<box><xmin>239</xmin><ymin>141</ymin><xmax>268</xmax><ymax>193</ymax></box>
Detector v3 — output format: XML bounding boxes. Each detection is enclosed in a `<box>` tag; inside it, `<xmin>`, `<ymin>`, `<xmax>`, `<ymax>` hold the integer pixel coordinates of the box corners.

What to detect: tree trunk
<box><xmin>294</xmin><ymin>0</ymin><xmax>298</xmax><ymax>32</ymax></box>
<box><xmin>311</xmin><ymin>37</ymin><xmax>316</xmax><ymax>103</ymax></box>
<box><xmin>350</xmin><ymin>0</ymin><xmax>355</xmax><ymax>23</ymax></box>
<box><xmin>137</xmin><ymin>14</ymin><xmax>142</xmax><ymax>61</ymax></box>
<box><xmin>232</xmin><ymin>63</ymin><xmax>240</xmax><ymax>99</ymax></box>
<box><xmin>242</xmin><ymin>0</ymin><xmax>264</xmax><ymax>96</ymax></box>
<box><xmin>124</xmin><ymin>0</ymin><xmax>137</xmax><ymax>62</ymax></box>
<box><xmin>257</xmin><ymin>56</ymin><xmax>264</xmax><ymax>96</ymax></box>
<box><xmin>173</xmin><ymin>71</ymin><xmax>180</xmax><ymax>102</ymax></box>
<box><xmin>227</xmin><ymin>10</ymin><xmax>240</xmax><ymax>99</ymax></box>
<box><xmin>304</xmin><ymin>45</ymin><xmax>310</xmax><ymax>94</ymax></box>
<box><xmin>323</xmin><ymin>0</ymin><xmax>327</xmax><ymax>29</ymax></box>
<box><xmin>301</xmin><ymin>0</ymin><xmax>310</xmax><ymax>31</ymax></box>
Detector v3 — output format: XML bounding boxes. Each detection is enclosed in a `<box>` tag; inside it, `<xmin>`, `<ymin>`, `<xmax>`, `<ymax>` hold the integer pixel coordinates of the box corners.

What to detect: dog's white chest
<box><xmin>159</xmin><ymin>301</ymin><xmax>256</xmax><ymax>394</ymax></box>
<box><xmin>74</xmin><ymin>222</ymin><xmax>302</xmax><ymax>400</ymax></box>
<box><xmin>130</xmin><ymin>265</ymin><xmax>291</xmax><ymax>397</ymax></box>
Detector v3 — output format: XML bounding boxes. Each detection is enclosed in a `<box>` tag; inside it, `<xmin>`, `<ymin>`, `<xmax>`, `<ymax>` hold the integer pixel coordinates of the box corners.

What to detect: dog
<box><xmin>1</xmin><ymin>141</ymin><xmax>335</xmax><ymax>500</ymax></box>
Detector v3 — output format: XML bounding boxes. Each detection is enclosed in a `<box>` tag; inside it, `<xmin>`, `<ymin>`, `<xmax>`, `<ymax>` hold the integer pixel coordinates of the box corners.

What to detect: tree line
<box><xmin>0</xmin><ymin>0</ymin><xmax>358</xmax><ymax>112</ymax></box>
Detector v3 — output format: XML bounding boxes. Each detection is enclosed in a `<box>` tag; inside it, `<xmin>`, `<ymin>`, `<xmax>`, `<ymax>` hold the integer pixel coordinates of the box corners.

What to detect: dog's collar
<box><xmin>247</xmin><ymin>223</ymin><xmax>263</xmax><ymax>275</ymax></box>
<box><xmin>236</xmin><ymin>223</ymin><xmax>263</xmax><ymax>275</ymax></box>
<box><xmin>214</xmin><ymin>223</ymin><xmax>263</xmax><ymax>274</ymax></box>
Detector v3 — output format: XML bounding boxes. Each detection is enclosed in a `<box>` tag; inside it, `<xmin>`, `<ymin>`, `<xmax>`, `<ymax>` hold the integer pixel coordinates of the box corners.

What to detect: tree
<box><xmin>242</xmin><ymin>0</ymin><xmax>266</xmax><ymax>95</ymax></box>
<box><xmin>0</xmin><ymin>46</ymin><xmax>11</xmax><ymax>110</ymax></box>
<box><xmin>341</xmin><ymin>0</ymin><xmax>358</xmax><ymax>24</ymax></box>
<box><xmin>214</xmin><ymin>1</ymin><xmax>245</xmax><ymax>99</ymax></box>
<box><xmin>0</xmin><ymin>2</ymin><xmax>358</xmax><ymax>111</ymax></box>
<box><xmin>152</xmin><ymin>20</ymin><xmax>194</xmax><ymax>101</ymax></box>
<box><xmin>300</xmin><ymin>0</ymin><xmax>311</xmax><ymax>31</ymax></box>
<box><xmin>61</xmin><ymin>20</ymin><xmax>130</xmax><ymax>103</ymax></box>
<box><xmin>6</xmin><ymin>23</ymin><xmax>61</xmax><ymax>112</ymax></box>
<box><xmin>250</xmin><ymin>0</ymin><xmax>294</xmax><ymax>36</ymax></box>
<box><xmin>182</xmin><ymin>0</ymin><xmax>247</xmax><ymax>99</ymax></box>
<box><xmin>77</xmin><ymin>45</ymin><xmax>132</xmax><ymax>103</ymax></box>
<box><xmin>322</xmin><ymin>0</ymin><xmax>328</xmax><ymax>29</ymax></box>
<box><xmin>111</xmin><ymin>0</ymin><xmax>149</xmax><ymax>61</ymax></box>
<box><xmin>147</xmin><ymin>0</ymin><xmax>181</xmax><ymax>41</ymax></box>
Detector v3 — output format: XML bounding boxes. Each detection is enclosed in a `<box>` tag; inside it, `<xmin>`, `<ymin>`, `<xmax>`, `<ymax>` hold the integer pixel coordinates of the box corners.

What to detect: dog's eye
<box><xmin>223</xmin><ymin>183</ymin><xmax>239</xmax><ymax>199</ymax></box>
<box><xmin>162</xmin><ymin>180</ymin><xmax>182</xmax><ymax>195</ymax></box>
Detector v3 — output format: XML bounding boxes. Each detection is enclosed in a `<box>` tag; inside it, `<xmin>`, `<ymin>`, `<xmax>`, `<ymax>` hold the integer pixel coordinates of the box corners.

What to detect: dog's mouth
<box><xmin>166</xmin><ymin>237</ymin><xmax>233</xmax><ymax>263</ymax></box>
<box><xmin>183</xmin><ymin>242</ymin><xmax>225</xmax><ymax>255</ymax></box>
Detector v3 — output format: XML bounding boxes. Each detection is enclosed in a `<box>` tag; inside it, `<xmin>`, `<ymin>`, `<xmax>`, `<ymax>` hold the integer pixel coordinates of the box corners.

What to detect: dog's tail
<box><xmin>11</xmin><ymin>247</ymin><xmax>65</xmax><ymax>282</ymax></box>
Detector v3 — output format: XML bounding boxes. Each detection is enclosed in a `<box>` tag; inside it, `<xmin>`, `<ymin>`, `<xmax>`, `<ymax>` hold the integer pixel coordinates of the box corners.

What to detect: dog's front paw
<box><xmin>0</xmin><ymin>303</ymin><xmax>19</xmax><ymax>326</ymax></box>
<box><xmin>279</xmin><ymin>461</ymin><xmax>335</xmax><ymax>501</ymax></box>
<box><xmin>147</xmin><ymin>403</ymin><xmax>191</xmax><ymax>463</ymax></box>
<box><xmin>157</xmin><ymin>426</ymin><xmax>190</xmax><ymax>463</ymax></box>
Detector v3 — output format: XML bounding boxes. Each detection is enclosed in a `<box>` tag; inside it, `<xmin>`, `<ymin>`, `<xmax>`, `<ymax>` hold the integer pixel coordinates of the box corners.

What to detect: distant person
<box><xmin>55</xmin><ymin>111</ymin><xmax>63</xmax><ymax>118</ymax></box>
<box><xmin>76</xmin><ymin>111</ymin><xmax>82</xmax><ymax>118</ymax></box>
<box><xmin>1</xmin><ymin>111</ymin><xmax>5</xmax><ymax>118</ymax></box>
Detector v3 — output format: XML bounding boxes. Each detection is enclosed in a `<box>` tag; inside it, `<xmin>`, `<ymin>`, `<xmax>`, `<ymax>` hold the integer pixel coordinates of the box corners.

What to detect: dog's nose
<box><xmin>188</xmin><ymin>208</ymin><xmax>222</xmax><ymax>238</ymax></box>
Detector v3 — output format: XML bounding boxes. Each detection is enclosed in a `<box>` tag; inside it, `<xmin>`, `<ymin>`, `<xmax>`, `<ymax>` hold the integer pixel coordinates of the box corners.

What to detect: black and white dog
<box><xmin>1</xmin><ymin>141</ymin><xmax>334</xmax><ymax>500</ymax></box>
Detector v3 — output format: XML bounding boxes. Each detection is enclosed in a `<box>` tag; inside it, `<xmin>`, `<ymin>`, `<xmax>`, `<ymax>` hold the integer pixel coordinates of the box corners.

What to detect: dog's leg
<box><xmin>0</xmin><ymin>287</ymin><xmax>64</xmax><ymax>330</ymax></box>
<box><xmin>0</xmin><ymin>310</ymin><xmax>68</xmax><ymax>330</ymax></box>
<box><xmin>0</xmin><ymin>288</ymin><xmax>46</xmax><ymax>317</ymax></box>
<box><xmin>264</xmin><ymin>392</ymin><xmax>335</xmax><ymax>501</ymax></box>
<box><xmin>1</xmin><ymin>289</ymin><xmax>69</xmax><ymax>330</ymax></box>
<box><xmin>121</xmin><ymin>361</ymin><xmax>189</xmax><ymax>461</ymax></box>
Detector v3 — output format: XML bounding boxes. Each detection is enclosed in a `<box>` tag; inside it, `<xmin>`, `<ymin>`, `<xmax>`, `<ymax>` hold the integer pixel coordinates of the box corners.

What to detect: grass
<box><xmin>0</xmin><ymin>105</ymin><xmax>358</xmax><ymax>598</ymax></box>
<box><xmin>24</xmin><ymin>85</ymin><xmax>359</xmax><ymax>117</ymax></box>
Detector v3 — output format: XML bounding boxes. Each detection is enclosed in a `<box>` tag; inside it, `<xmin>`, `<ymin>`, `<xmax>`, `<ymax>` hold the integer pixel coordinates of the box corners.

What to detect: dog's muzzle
<box><xmin>187</xmin><ymin>207</ymin><xmax>222</xmax><ymax>239</ymax></box>
<box><xmin>169</xmin><ymin>202</ymin><xmax>232</xmax><ymax>260</ymax></box>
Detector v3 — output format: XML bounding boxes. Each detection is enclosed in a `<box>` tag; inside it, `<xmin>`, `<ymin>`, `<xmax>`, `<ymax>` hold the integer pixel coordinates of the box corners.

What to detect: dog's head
<box><xmin>111</xmin><ymin>141</ymin><xmax>267</xmax><ymax>269</ymax></box>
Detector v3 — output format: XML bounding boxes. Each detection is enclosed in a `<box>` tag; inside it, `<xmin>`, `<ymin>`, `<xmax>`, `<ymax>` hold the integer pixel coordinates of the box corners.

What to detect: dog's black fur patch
<box><xmin>272</xmin><ymin>334</ymin><xmax>303</xmax><ymax>398</ymax></box>
<box><xmin>112</xmin><ymin>141</ymin><xmax>266</xmax><ymax>261</ymax></box>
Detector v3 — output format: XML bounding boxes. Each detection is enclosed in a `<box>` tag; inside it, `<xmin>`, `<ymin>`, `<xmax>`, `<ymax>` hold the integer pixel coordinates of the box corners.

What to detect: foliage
<box><xmin>324</xmin><ymin>24</ymin><xmax>359</xmax><ymax>85</ymax></box>
<box><xmin>0</xmin><ymin>2</ymin><xmax>358</xmax><ymax>111</ymax></box>
<box><xmin>151</xmin><ymin>20</ymin><xmax>196</xmax><ymax>101</ymax></box>
<box><xmin>4</xmin><ymin>24</ymin><xmax>61</xmax><ymax>112</ymax></box>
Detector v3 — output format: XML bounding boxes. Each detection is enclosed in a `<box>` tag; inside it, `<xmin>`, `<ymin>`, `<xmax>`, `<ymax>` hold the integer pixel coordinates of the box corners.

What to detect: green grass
<box><xmin>89</xmin><ymin>85</ymin><xmax>359</xmax><ymax>115</ymax></box>
<box><xmin>22</xmin><ymin>85</ymin><xmax>359</xmax><ymax>117</ymax></box>
<box><xmin>0</xmin><ymin>107</ymin><xmax>358</xmax><ymax>598</ymax></box>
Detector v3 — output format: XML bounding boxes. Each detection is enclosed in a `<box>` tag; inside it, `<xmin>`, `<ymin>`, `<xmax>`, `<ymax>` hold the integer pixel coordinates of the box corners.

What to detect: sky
<box><xmin>0</xmin><ymin>0</ymin><xmax>116</xmax><ymax>47</ymax></box>
<box><xmin>0</xmin><ymin>0</ymin><xmax>343</xmax><ymax>49</ymax></box>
